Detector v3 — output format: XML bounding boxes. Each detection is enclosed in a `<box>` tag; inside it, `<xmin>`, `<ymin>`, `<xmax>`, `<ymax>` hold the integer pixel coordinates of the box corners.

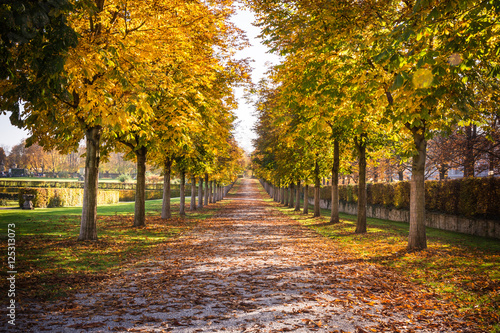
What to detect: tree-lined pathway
<box><xmin>16</xmin><ymin>179</ymin><xmax>475</xmax><ymax>332</ymax></box>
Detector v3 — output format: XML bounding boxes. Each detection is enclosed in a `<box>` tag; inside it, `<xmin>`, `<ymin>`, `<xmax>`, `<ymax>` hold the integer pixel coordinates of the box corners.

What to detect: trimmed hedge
<box><xmin>0</xmin><ymin>187</ymin><xmax>20</xmax><ymax>200</ymax></box>
<box><xmin>118</xmin><ymin>186</ymin><xmax>192</xmax><ymax>202</ymax></box>
<box><xmin>19</xmin><ymin>188</ymin><xmax>119</xmax><ymax>208</ymax></box>
<box><xmin>119</xmin><ymin>190</ymin><xmax>164</xmax><ymax>202</ymax></box>
<box><xmin>310</xmin><ymin>177</ymin><xmax>500</xmax><ymax>220</ymax></box>
<box><xmin>0</xmin><ymin>192</ymin><xmax>18</xmax><ymax>200</ymax></box>
<box><xmin>0</xmin><ymin>180</ymin><xmax>164</xmax><ymax>190</ymax></box>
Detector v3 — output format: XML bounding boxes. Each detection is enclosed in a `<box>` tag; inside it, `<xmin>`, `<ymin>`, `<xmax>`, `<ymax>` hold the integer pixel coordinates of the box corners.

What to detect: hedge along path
<box><xmin>12</xmin><ymin>178</ymin><xmax>479</xmax><ymax>332</ymax></box>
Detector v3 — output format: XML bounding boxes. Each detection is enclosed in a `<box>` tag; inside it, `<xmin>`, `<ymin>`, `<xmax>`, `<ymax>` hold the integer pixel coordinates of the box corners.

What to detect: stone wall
<box><xmin>309</xmin><ymin>198</ymin><xmax>500</xmax><ymax>239</ymax></box>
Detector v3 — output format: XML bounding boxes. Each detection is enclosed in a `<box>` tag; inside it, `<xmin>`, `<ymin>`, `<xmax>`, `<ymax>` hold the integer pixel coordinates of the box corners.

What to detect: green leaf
<box><xmin>391</xmin><ymin>74</ymin><xmax>404</xmax><ymax>91</ymax></box>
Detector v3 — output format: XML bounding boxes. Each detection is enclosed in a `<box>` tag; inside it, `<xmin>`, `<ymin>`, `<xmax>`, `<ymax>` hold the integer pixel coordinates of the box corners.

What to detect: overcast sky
<box><xmin>0</xmin><ymin>6</ymin><xmax>279</xmax><ymax>154</ymax></box>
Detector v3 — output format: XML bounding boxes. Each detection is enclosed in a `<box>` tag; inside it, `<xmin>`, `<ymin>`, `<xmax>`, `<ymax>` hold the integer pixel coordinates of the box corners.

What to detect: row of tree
<box><xmin>248</xmin><ymin>0</ymin><xmax>500</xmax><ymax>251</ymax></box>
<box><xmin>0</xmin><ymin>0</ymin><xmax>248</xmax><ymax>240</ymax></box>
<box><xmin>1</xmin><ymin>140</ymin><xmax>163</xmax><ymax>177</ymax></box>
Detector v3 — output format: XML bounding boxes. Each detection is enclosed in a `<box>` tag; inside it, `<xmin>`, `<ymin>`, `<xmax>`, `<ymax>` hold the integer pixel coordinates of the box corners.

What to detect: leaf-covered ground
<box><xmin>1</xmin><ymin>179</ymin><xmax>496</xmax><ymax>332</ymax></box>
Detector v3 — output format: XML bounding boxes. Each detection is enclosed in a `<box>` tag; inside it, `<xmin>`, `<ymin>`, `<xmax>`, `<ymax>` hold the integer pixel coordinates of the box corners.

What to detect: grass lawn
<box><xmin>0</xmin><ymin>198</ymin><xmax>218</xmax><ymax>301</ymax></box>
<box><xmin>270</xmin><ymin>197</ymin><xmax>500</xmax><ymax>332</ymax></box>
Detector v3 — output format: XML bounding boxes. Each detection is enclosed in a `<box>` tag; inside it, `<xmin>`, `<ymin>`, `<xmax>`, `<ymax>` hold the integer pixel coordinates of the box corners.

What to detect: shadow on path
<box><xmin>12</xmin><ymin>179</ymin><xmax>477</xmax><ymax>333</ymax></box>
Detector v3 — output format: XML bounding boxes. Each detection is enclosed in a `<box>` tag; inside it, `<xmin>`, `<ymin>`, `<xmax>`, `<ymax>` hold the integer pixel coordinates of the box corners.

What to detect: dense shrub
<box><xmin>146</xmin><ymin>174</ymin><xmax>162</xmax><ymax>184</ymax></box>
<box><xmin>18</xmin><ymin>188</ymin><xmax>119</xmax><ymax>208</ymax></box>
<box><xmin>118</xmin><ymin>174</ymin><xmax>132</xmax><ymax>183</ymax></box>
<box><xmin>328</xmin><ymin>177</ymin><xmax>500</xmax><ymax>220</ymax></box>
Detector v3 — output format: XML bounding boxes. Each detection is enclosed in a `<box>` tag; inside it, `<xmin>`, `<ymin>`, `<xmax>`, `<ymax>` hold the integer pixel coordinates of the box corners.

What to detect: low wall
<box><xmin>309</xmin><ymin>198</ymin><xmax>500</xmax><ymax>239</ymax></box>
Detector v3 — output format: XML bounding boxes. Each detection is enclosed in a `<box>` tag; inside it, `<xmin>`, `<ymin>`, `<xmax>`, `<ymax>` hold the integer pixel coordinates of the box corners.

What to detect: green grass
<box><xmin>0</xmin><ymin>198</ymin><xmax>218</xmax><ymax>300</ymax></box>
<box><xmin>269</xmin><ymin>197</ymin><xmax>500</xmax><ymax>332</ymax></box>
<box><xmin>0</xmin><ymin>199</ymin><xmax>17</xmax><ymax>207</ymax></box>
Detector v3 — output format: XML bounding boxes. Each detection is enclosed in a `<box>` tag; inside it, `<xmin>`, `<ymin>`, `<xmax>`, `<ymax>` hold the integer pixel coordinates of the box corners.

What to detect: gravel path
<box><xmin>10</xmin><ymin>179</ymin><xmax>476</xmax><ymax>332</ymax></box>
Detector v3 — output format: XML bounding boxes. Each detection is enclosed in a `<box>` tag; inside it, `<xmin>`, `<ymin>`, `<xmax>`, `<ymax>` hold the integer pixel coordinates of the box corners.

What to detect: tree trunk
<box><xmin>439</xmin><ymin>165</ymin><xmax>447</xmax><ymax>180</ymax></box>
<box><xmin>198</xmin><ymin>177</ymin><xmax>203</xmax><ymax>208</ymax></box>
<box><xmin>303</xmin><ymin>183</ymin><xmax>309</xmax><ymax>214</ymax></box>
<box><xmin>204</xmin><ymin>174</ymin><xmax>209</xmax><ymax>205</ymax></box>
<box><xmin>464</xmin><ymin>125</ymin><xmax>476</xmax><ymax>177</ymax></box>
<box><xmin>398</xmin><ymin>170</ymin><xmax>404</xmax><ymax>181</ymax></box>
<box><xmin>161</xmin><ymin>157</ymin><xmax>172</xmax><ymax>219</ymax></box>
<box><xmin>408</xmin><ymin>126</ymin><xmax>427</xmax><ymax>251</ymax></box>
<box><xmin>190</xmin><ymin>175</ymin><xmax>196</xmax><ymax>210</ymax></box>
<box><xmin>355</xmin><ymin>134</ymin><xmax>367</xmax><ymax>233</ymax></box>
<box><xmin>280</xmin><ymin>185</ymin><xmax>285</xmax><ymax>205</ymax></box>
<box><xmin>78</xmin><ymin>126</ymin><xmax>101</xmax><ymax>241</ymax></box>
<box><xmin>314</xmin><ymin>159</ymin><xmax>321</xmax><ymax>217</ymax></box>
<box><xmin>209</xmin><ymin>180</ymin><xmax>213</xmax><ymax>203</ymax></box>
<box><xmin>331</xmin><ymin>139</ymin><xmax>340</xmax><ymax>223</ymax></box>
<box><xmin>294</xmin><ymin>180</ymin><xmax>301</xmax><ymax>211</ymax></box>
<box><xmin>133</xmin><ymin>146</ymin><xmax>147</xmax><ymax>227</ymax></box>
<box><xmin>180</xmin><ymin>170</ymin><xmax>186</xmax><ymax>216</ymax></box>
<box><xmin>284</xmin><ymin>183</ymin><xmax>289</xmax><ymax>206</ymax></box>
<box><xmin>289</xmin><ymin>182</ymin><xmax>294</xmax><ymax>208</ymax></box>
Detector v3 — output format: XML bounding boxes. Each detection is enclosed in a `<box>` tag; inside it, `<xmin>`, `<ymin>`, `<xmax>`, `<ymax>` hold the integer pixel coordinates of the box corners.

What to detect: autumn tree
<box><xmin>0</xmin><ymin>0</ymin><xmax>77</xmax><ymax>124</ymax></box>
<box><xmin>11</xmin><ymin>0</ymin><xmax>248</xmax><ymax>239</ymax></box>
<box><xmin>249</xmin><ymin>0</ymin><xmax>499</xmax><ymax>251</ymax></box>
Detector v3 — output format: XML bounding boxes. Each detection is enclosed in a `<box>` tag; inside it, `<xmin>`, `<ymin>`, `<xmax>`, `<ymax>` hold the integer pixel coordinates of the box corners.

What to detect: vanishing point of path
<box><xmin>14</xmin><ymin>179</ymin><xmax>477</xmax><ymax>332</ymax></box>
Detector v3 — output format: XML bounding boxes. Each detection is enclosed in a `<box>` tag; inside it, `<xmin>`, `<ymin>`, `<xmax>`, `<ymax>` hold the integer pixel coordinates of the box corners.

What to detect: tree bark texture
<box><xmin>288</xmin><ymin>183</ymin><xmax>294</xmax><ymax>208</ymax></box>
<box><xmin>303</xmin><ymin>184</ymin><xmax>309</xmax><ymax>214</ymax></box>
<box><xmin>314</xmin><ymin>159</ymin><xmax>321</xmax><ymax>218</ymax></box>
<box><xmin>198</xmin><ymin>177</ymin><xmax>203</xmax><ymax>208</ymax></box>
<box><xmin>78</xmin><ymin>126</ymin><xmax>101</xmax><ymax>241</ymax></box>
<box><xmin>133</xmin><ymin>146</ymin><xmax>147</xmax><ymax>227</ymax></box>
<box><xmin>190</xmin><ymin>176</ymin><xmax>196</xmax><ymax>210</ymax></box>
<box><xmin>355</xmin><ymin>134</ymin><xmax>367</xmax><ymax>233</ymax></box>
<box><xmin>408</xmin><ymin>127</ymin><xmax>428</xmax><ymax>251</ymax></box>
<box><xmin>330</xmin><ymin>139</ymin><xmax>340</xmax><ymax>223</ymax></box>
<box><xmin>161</xmin><ymin>157</ymin><xmax>172</xmax><ymax>219</ymax></box>
<box><xmin>294</xmin><ymin>180</ymin><xmax>301</xmax><ymax>211</ymax></box>
<box><xmin>204</xmin><ymin>174</ymin><xmax>209</xmax><ymax>205</ymax></box>
<box><xmin>284</xmin><ymin>184</ymin><xmax>289</xmax><ymax>206</ymax></box>
<box><xmin>180</xmin><ymin>170</ymin><xmax>186</xmax><ymax>216</ymax></box>
<box><xmin>281</xmin><ymin>186</ymin><xmax>286</xmax><ymax>204</ymax></box>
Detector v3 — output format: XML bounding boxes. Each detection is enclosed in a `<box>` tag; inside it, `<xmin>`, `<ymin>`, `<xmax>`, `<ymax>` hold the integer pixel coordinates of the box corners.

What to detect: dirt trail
<box><xmin>13</xmin><ymin>179</ymin><xmax>475</xmax><ymax>332</ymax></box>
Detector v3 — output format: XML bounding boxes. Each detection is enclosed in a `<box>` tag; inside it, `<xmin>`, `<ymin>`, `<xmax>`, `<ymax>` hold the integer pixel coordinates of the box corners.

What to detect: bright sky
<box><xmin>0</xmin><ymin>6</ymin><xmax>279</xmax><ymax>154</ymax></box>
<box><xmin>230</xmin><ymin>7</ymin><xmax>280</xmax><ymax>153</ymax></box>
